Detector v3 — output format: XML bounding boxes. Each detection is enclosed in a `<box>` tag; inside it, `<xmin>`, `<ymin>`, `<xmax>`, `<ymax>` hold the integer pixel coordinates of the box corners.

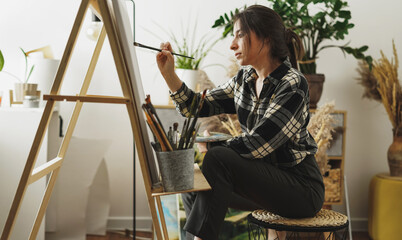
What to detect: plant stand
<box><xmin>368</xmin><ymin>173</ymin><xmax>402</xmax><ymax>240</ymax></box>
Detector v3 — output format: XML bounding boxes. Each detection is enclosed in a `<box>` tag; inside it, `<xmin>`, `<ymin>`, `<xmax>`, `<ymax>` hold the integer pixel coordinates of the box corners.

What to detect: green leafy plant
<box><xmin>170</xmin><ymin>20</ymin><xmax>221</xmax><ymax>70</ymax></box>
<box><xmin>171</xmin><ymin>33</ymin><xmax>219</xmax><ymax>70</ymax></box>
<box><xmin>0</xmin><ymin>48</ymin><xmax>35</xmax><ymax>83</ymax></box>
<box><xmin>147</xmin><ymin>20</ymin><xmax>220</xmax><ymax>70</ymax></box>
<box><xmin>212</xmin><ymin>0</ymin><xmax>372</xmax><ymax>74</ymax></box>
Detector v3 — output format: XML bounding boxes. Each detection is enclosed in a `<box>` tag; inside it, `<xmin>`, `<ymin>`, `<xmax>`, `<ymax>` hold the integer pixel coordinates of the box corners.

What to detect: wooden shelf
<box><xmin>151</xmin><ymin>164</ymin><xmax>211</xmax><ymax>197</ymax></box>
<box><xmin>154</xmin><ymin>104</ymin><xmax>175</xmax><ymax>109</ymax></box>
<box><xmin>43</xmin><ymin>94</ymin><xmax>130</xmax><ymax>104</ymax></box>
<box><xmin>311</xmin><ymin>110</ymin><xmax>347</xmax><ymax>205</ymax></box>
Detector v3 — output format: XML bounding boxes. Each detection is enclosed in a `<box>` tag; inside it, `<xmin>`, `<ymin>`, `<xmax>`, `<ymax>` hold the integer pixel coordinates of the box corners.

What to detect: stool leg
<box><xmin>324</xmin><ymin>231</ymin><xmax>334</xmax><ymax>240</ymax></box>
<box><xmin>273</xmin><ymin>230</ymin><xmax>286</xmax><ymax>240</ymax></box>
<box><xmin>247</xmin><ymin>222</ymin><xmax>268</xmax><ymax>240</ymax></box>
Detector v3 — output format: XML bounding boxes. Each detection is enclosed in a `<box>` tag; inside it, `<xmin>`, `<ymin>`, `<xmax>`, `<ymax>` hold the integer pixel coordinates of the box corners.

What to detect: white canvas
<box><xmin>110</xmin><ymin>0</ymin><xmax>160</xmax><ymax>186</ymax></box>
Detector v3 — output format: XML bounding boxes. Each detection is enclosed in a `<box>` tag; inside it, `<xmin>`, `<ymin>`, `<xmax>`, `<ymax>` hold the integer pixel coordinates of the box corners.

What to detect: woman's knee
<box><xmin>203</xmin><ymin>146</ymin><xmax>228</xmax><ymax>169</ymax></box>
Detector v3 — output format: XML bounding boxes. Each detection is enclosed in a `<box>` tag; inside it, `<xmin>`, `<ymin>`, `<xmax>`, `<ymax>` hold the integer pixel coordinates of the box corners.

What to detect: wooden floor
<box><xmin>87</xmin><ymin>230</ymin><xmax>152</xmax><ymax>240</ymax></box>
<box><xmin>87</xmin><ymin>231</ymin><xmax>370</xmax><ymax>239</ymax></box>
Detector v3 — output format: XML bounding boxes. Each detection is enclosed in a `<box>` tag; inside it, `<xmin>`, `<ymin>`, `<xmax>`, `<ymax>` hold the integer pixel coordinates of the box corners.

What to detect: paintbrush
<box><xmin>142</xmin><ymin>104</ymin><xmax>167</xmax><ymax>151</ymax></box>
<box><xmin>173</xmin><ymin>122</ymin><xmax>179</xmax><ymax>149</ymax></box>
<box><xmin>184</xmin><ymin>89</ymin><xmax>207</xmax><ymax>147</ymax></box>
<box><xmin>145</xmin><ymin>95</ymin><xmax>166</xmax><ymax>135</ymax></box>
<box><xmin>178</xmin><ymin>119</ymin><xmax>187</xmax><ymax>150</ymax></box>
<box><xmin>133</xmin><ymin>42</ymin><xmax>194</xmax><ymax>59</ymax></box>
<box><xmin>148</xmin><ymin>107</ymin><xmax>173</xmax><ymax>151</ymax></box>
<box><xmin>189</xmin><ymin>122</ymin><xmax>202</xmax><ymax>149</ymax></box>
<box><xmin>142</xmin><ymin>103</ymin><xmax>173</xmax><ymax>151</ymax></box>
<box><xmin>178</xmin><ymin>95</ymin><xmax>198</xmax><ymax>149</ymax></box>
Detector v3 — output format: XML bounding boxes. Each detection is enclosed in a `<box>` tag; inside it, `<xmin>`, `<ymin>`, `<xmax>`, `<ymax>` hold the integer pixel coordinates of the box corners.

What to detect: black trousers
<box><xmin>182</xmin><ymin>146</ymin><xmax>324</xmax><ymax>240</ymax></box>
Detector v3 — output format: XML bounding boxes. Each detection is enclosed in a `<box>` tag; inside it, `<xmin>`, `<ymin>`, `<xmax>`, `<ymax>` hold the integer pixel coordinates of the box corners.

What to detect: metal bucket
<box><xmin>155</xmin><ymin>148</ymin><xmax>195</xmax><ymax>192</ymax></box>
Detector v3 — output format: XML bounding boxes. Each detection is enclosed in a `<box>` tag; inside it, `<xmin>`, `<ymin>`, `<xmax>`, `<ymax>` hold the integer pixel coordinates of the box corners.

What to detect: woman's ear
<box><xmin>262</xmin><ymin>38</ymin><xmax>271</xmax><ymax>52</ymax></box>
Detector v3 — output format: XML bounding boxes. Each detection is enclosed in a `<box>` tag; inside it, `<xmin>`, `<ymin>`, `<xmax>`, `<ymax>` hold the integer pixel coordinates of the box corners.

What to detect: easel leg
<box><xmin>30</xmin><ymin>22</ymin><xmax>107</xmax><ymax>240</ymax></box>
<box><xmin>29</xmin><ymin>169</ymin><xmax>61</xmax><ymax>239</ymax></box>
<box><xmin>124</xmin><ymin>101</ymin><xmax>164</xmax><ymax>240</ymax></box>
<box><xmin>0</xmin><ymin>2</ymin><xmax>91</xmax><ymax>238</ymax></box>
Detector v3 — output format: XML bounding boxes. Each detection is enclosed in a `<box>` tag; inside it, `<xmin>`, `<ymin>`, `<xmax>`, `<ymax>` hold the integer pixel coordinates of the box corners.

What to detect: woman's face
<box><xmin>230</xmin><ymin>21</ymin><xmax>269</xmax><ymax>66</ymax></box>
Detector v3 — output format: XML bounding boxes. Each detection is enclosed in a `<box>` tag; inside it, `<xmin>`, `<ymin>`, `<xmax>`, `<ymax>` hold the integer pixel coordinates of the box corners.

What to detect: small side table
<box><xmin>368</xmin><ymin>173</ymin><xmax>402</xmax><ymax>240</ymax></box>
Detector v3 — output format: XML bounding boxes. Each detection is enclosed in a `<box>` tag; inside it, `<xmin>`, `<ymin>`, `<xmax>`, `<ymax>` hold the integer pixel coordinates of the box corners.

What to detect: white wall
<box><xmin>0</xmin><ymin>0</ymin><xmax>401</xmax><ymax>232</ymax></box>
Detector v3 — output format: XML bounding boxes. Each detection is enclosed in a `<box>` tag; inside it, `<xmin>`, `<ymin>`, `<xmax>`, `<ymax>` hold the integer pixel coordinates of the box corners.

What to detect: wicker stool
<box><xmin>247</xmin><ymin>209</ymin><xmax>349</xmax><ymax>240</ymax></box>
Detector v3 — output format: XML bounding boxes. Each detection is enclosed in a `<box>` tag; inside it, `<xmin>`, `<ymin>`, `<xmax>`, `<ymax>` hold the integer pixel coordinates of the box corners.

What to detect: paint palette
<box><xmin>195</xmin><ymin>132</ymin><xmax>232</xmax><ymax>143</ymax></box>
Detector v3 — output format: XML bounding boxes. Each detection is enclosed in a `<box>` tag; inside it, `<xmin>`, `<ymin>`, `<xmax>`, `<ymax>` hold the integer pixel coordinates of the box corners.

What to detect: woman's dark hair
<box><xmin>233</xmin><ymin>5</ymin><xmax>304</xmax><ymax>69</ymax></box>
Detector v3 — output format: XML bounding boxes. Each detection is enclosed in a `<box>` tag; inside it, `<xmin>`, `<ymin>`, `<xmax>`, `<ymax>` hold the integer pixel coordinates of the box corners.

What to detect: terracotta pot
<box><xmin>388</xmin><ymin>129</ymin><xmax>402</xmax><ymax>177</ymax></box>
<box><xmin>305</xmin><ymin>74</ymin><xmax>325</xmax><ymax>109</ymax></box>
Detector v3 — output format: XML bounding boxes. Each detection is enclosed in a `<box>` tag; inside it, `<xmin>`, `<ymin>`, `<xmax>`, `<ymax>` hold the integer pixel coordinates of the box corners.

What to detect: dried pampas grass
<box><xmin>308</xmin><ymin>102</ymin><xmax>336</xmax><ymax>175</ymax></box>
<box><xmin>356</xmin><ymin>61</ymin><xmax>382</xmax><ymax>101</ymax></box>
<box><xmin>357</xmin><ymin>40</ymin><xmax>401</xmax><ymax>135</ymax></box>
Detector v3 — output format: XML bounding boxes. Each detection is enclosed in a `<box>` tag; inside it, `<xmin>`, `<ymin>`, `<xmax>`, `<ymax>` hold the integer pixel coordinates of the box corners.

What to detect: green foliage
<box><xmin>147</xmin><ymin>20</ymin><xmax>220</xmax><ymax>70</ymax></box>
<box><xmin>170</xmin><ymin>24</ymin><xmax>220</xmax><ymax>70</ymax></box>
<box><xmin>20</xmin><ymin>48</ymin><xmax>35</xmax><ymax>83</ymax></box>
<box><xmin>0</xmin><ymin>48</ymin><xmax>35</xmax><ymax>83</ymax></box>
<box><xmin>212</xmin><ymin>0</ymin><xmax>372</xmax><ymax>74</ymax></box>
<box><xmin>212</xmin><ymin>8</ymin><xmax>242</xmax><ymax>38</ymax></box>
<box><xmin>0</xmin><ymin>50</ymin><xmax>4</xmax><ymax>72</ymax></box>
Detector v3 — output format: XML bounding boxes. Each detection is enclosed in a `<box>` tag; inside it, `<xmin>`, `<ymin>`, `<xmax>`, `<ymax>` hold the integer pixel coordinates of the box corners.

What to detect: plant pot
<box><xmin>155</xmin><ymin>148</ymin><xmax>195</xmax><ymax>192</ymax></box>
<box><xmin>305</xmin><ymin>74</ymin><xmax>325</xmax><ymax>109</ymax></box>
<box><xmin>388</xmin><ymin>130</ymin><xmax>402</xmax><ymax>177</ymax></box>
<box><xmin>175</xmin><ymin>69</ymin><xmax>200</xmax><ymax>92</ymax></box>
<box><xmin>14</xmin><ymin>83</ymin><xmax>38</xmax><ymax>102</ymax></box>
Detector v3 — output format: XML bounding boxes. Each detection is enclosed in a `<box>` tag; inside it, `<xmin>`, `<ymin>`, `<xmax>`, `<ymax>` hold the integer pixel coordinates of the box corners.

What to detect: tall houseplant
<box><xmin>212</xmin><ymin>0</ymin><xmax>372</xmax><ymax>108</ymax></box>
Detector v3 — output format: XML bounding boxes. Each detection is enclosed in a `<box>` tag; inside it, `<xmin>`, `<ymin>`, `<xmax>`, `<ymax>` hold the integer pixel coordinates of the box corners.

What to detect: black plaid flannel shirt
<box><xmin>170</xmin><ymin>59</ymin><xmax>317</xmax><ymax>167</ymax></box>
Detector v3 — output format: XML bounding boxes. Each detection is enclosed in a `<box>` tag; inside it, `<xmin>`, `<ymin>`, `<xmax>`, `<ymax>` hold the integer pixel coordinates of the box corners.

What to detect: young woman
<box><xmin>156</xmin><ymin>5</ymin><xmax>324</xmax><ymax>240</ymax></box>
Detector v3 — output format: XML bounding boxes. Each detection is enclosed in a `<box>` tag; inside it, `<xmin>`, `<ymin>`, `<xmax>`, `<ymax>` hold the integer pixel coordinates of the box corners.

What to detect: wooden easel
<box><xmin>1</xmin><ymin>0</ymin><xmax>210</xmax><ymax>239</ymax></box>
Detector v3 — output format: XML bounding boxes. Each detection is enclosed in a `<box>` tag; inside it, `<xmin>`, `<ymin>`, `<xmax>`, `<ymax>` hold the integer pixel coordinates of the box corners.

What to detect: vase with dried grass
<box><xmin>356</xmin><ymin>40</ymin><xmax>402</xmax><ymax>176</ymax></box>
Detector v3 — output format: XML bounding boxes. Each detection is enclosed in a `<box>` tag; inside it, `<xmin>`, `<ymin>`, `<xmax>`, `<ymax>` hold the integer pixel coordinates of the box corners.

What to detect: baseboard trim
<box><xmin>107</xmin><ymin>216</ymin><xmax>152</xmax><ymax>232</ymax></box>
<box><xmin>350</xmin><ymin>218</ymin><xmax>368</xmax><ymax>232</ymax></box>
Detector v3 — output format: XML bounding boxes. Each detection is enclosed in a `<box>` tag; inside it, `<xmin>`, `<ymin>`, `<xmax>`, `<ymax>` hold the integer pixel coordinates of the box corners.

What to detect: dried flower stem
<box><xmin>370</xmin><ymin>40</ymin><xmax>401</xmax><ymax>134</ymax></box>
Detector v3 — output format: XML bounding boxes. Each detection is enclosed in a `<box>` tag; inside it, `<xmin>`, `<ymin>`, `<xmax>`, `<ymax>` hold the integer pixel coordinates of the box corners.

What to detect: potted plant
<box><xmin>0</xmin><ymin>48</ymin><xmax>36</xmax><ymax>102</ymax></box>
<box><xmin>356</xmin><ymin>41</ymin><xmax>402</xmax><ymax>176</ymax></box>
<box><xmin>212</xmin><ymin>0</ymin><xmax>372</xmax><ymax>108</ymax></box>
<box><xmin>166</xmin><ymin>22</ymin><xmax>220</xmax><ymax>92</ymax></box>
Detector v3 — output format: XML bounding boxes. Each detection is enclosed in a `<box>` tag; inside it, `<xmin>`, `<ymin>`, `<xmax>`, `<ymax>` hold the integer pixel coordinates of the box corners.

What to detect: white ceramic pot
<box><xmin>14</xmin><ymin>83</ymin><xmax>38</xmax><ymax>102</ymax></box>
<box><xmin>175</xmin><ymin>69</ymin><xmax>200</xmax><ymax>91</ymax></box>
